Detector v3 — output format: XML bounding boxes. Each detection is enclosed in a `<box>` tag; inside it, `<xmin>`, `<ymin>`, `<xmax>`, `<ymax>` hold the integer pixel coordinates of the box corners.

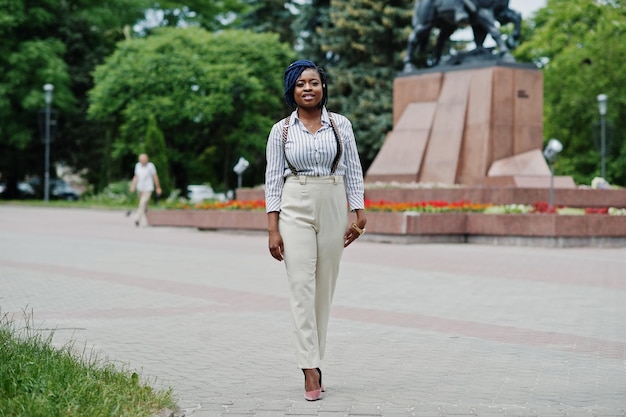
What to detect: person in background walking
<box><xmin>265</xmin><ymin>60</ymin><xmax>367</xmax><ymax>401</ymax></box>
<box><xmin>130</xmin><ymin>153</ymin><xmax>161</xmax><ymax>227</ymax></box>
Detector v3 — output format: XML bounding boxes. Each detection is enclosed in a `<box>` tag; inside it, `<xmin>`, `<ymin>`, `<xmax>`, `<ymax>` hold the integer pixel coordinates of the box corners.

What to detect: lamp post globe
<box><xmin>44</xmin><ymin>83</ymin><xmax>54</xmax><ymax>103</ymax></box>
<box><xmin>597</xmin><ymin>94</ymin><xmax>607</xmax><ymax>116</ymax></box>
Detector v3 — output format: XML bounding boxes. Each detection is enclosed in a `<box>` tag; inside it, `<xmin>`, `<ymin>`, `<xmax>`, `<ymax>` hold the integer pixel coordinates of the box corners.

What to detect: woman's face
<box><xmin>293</xmin><ymin>68</ymin><xmax>324</xmax><ymax>109</ymax></box>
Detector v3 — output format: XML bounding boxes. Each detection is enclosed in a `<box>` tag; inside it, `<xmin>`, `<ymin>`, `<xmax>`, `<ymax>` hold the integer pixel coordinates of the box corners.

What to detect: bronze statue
<box><xmin>403</xmin><ymin>0</ymin><xmax>522</xmax><ymax>72</ymax></box>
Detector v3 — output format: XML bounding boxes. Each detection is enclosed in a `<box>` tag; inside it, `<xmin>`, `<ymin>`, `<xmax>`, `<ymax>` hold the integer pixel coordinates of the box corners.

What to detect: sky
<box><xmin>451</xmin><ymin>0</ymin><xmax>548</xmax><ymax>43</ymax></box>
<box><xmin>509</xmin><ymin>0</ymin><xmax>547</xmax><ymax>18</ymax></box>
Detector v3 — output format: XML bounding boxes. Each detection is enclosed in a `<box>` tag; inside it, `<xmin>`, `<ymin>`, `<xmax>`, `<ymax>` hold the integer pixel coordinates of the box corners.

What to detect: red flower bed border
<box><xmin>147</xmin><ymin>210</ymin><xmax>626</xmax><ymax>246</ymax></box>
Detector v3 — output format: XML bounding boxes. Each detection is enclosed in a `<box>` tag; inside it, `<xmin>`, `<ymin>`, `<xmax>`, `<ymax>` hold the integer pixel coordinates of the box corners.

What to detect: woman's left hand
<box><xmin>344</xmin><ymin>210</ymin><xmax>366</xmax><ymax>248</ymax></box>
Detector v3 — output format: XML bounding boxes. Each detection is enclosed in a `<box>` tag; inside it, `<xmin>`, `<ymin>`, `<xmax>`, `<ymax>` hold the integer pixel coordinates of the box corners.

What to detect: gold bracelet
<box><xmin>351</xmin><ymin>223</ymin><xmax>365</xmax><ymax>235</ymax></box>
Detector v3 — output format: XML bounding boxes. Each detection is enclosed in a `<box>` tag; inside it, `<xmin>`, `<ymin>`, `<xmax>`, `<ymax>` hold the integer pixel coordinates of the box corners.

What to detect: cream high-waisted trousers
<box><xmin>279</xmin><ymin>175</ymin><xmax>349</xmax><ymax>368</ymax></box>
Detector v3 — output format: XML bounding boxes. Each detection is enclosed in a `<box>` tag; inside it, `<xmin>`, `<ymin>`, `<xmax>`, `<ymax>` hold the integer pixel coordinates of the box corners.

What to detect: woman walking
<box><xmin>265</xmin><ymin>60</ymin><xmax>367</xmax><ymax>401</ymax></box>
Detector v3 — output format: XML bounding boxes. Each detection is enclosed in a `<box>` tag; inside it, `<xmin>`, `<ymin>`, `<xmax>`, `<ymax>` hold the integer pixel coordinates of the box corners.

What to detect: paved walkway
<box><xmin>1</xmin><ymin>205</ymin><xmax>625</xmax><ymax>417</ymax></box>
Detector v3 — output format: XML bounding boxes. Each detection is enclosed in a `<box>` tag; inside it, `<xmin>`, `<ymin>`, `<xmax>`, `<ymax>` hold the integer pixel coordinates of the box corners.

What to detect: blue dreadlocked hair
<box><xmin>283</xmin><ymin>59</ymin><xmax>328</xmax><ymax>109</ymax></box>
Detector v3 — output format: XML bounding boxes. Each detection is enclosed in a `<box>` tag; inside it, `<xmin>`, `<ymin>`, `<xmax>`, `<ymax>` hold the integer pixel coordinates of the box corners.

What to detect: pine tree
<box><xmin>293</xmin><ymin>0</ymin><xmax>332</xmax><ymax>64</ymax></box>
<box><xmin>238</xmin><ymin>0</ymin><xmax>298</xmax><ymax>46</ymax></box>
<box><xmin>143</xmin><ymin>114</ymin><xmax>172</xmax><ymax>198</ymax></box>
<box><xmin>318</xmin><ymin>0</ymin><xmax>413</xmax><ymax>169</ymax></box>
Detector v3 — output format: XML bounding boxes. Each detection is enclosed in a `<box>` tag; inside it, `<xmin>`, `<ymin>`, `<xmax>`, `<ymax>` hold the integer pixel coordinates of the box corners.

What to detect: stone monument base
<box><xmin>482</xmin><ymin>176</ymin><xmax>576</xmax><ymax>188</ymax></box>
<box><xmin>366</xmin><ymin>62</ymin><xmax>575</xmax><ymax>188</ymax></box>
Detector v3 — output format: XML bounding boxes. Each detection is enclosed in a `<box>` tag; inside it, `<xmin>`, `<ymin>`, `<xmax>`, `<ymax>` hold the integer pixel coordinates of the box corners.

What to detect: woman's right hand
<box><xmin>268</xmin><ymin>231</ymin><xmax>284</xmax><ymax>261</ymax></box>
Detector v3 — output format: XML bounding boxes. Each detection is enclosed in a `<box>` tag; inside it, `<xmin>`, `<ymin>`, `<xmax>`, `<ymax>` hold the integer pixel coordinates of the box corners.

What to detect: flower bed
<box><xmin>148</xmin><ymin>199</ymin><xmax>626</xmax><ymax>247</ymax></box>
<box><xmin>167</xmin><ymin>199</ymin><xmax>626</xmax><ymax>216</ymax></box>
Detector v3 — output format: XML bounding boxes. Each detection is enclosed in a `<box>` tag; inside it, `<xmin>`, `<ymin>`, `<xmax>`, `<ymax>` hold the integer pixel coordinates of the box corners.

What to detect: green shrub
<box><xmin>81</xmin><ymin>181</ymin><xmax>137</xmax><ymax>206</ymax></box>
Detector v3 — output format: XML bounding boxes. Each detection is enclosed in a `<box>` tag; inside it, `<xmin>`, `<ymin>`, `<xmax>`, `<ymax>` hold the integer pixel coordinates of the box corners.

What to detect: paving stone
<box><xmin>1</xmin><ymin>206</ymin><xmax>625</xmax><ymax>417</ymax></box>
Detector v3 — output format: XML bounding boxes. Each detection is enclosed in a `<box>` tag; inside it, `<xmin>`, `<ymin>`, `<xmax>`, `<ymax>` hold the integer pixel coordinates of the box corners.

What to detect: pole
<box><xmin>600</xmin><ymin>113</ymin><xmax>606</xmax><ymax>179</ymax></box>
<box><xmin>43</xmin><ymin>84</ymin><xmax>54</xmax><ymax>203</ymax></box>
<box><xmin>549</xmin><ymin>163</ymin><xmax>555</xmax><ymax>209</ymax></box>
<box><xmin>597</xmin><ymin>94</ymin><xmax>608</xmax><ymax>180</ymax></box>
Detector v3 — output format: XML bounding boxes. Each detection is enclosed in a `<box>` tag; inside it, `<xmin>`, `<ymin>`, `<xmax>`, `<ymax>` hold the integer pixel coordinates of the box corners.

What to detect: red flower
<box><xmin>584</xmin><ymin>207</ymin><xmax>609</xmax><ymax>214</ymax></box>
<box><xmin>532</xmin><ymin>201</ymin><xmax>556</xmax><ymax>213</ymax></box>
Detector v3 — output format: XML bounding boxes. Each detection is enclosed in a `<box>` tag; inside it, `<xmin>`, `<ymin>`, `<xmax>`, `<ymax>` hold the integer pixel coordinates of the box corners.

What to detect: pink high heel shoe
<box><xmin>302</xmin><ymin>369</ymin><xmax>322</xmax><ymax>401</ymax></box>
<box><xmin>317</xmin><ymin>368</ymin><xmax>326</xmax><ymax>392</ymax></box>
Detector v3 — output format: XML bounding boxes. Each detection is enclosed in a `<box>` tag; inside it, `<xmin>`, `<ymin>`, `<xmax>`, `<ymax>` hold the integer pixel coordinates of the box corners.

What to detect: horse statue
<box><xmin>403</xmin><ymin>0</ymin><xmax>522</xmax><ymax>72</ymax></box>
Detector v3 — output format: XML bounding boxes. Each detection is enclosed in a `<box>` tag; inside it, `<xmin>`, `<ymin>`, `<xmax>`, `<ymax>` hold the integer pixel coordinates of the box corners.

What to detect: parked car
<box><xmin>49</xmin><ymin>179</ymin><xmax>81</xmax><ymax>201</ymax></box>
<box><xmin>0</xmin><ymin>181</ymin><xmax>37</xmax><ymax>199</ymax></box>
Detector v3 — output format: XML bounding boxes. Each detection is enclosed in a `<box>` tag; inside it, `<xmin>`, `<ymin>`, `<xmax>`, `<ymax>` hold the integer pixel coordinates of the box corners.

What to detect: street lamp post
<box><xmin>233</xmin><ymin>156</ymin><xmax>250</xmax><ymax>189</ymax></box>
<box><xmin>43</xmin><ymin>83</ymin><xmax>54</xmax><ymax>203</ymax></box>
<box><xmin>543</xmin><ymin>138</ymin><xmax>563</xmax><ymax>209</ymax></box>
<box><xmin>597</xmin><ymin>93</ymin><xmax>608</xmax><ymax>180</ymax></box>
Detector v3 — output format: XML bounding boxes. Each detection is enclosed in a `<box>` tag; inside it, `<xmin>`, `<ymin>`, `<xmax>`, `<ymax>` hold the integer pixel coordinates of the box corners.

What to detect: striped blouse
<box><xmin>265</xmin><ymin>107</ymin><xmax>365</xmax><ymax>213</ymax></box>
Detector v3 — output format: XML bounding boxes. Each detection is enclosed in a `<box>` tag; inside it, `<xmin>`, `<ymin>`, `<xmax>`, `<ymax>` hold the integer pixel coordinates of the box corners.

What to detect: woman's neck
<box><xmin>297</xmin><ymin>107</ymin><xmax>323</xmax><ymax>133</ymax></box>
<box><xmin>297</xmin><ymin>107</ymin><xmax>322</xmax><ymax>121</ymax></box>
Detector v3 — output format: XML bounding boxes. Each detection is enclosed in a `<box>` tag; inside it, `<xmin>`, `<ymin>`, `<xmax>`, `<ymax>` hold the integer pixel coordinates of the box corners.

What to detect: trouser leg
<box><xmin>314</xmin><ymin>185</ymin><xmax>348</xmax><ymax>360</ymax></box>
<box><xmin>280</xmin><ymin>183</ymin><xmax>319</xmax><ymax>368</ymax></box>
<box><xmin>282</xmin><ymin>221</ymin><xmax>319</xmax><ymax>368</ymax></box>
<box><xmin>135</xmin><ymin>191</ymin><xmax>152</xmax><ymax>226</ymax></box>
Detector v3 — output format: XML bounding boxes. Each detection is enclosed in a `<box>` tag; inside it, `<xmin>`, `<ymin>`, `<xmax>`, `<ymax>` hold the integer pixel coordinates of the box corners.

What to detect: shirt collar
<box><xmin>290</xmin><ymin>107</ymin><xmax>330</xmax><ymax>127</ymax></box>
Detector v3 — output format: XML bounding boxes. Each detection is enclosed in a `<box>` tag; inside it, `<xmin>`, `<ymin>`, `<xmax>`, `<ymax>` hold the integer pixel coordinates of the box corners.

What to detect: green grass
<box><xmin>0</xmin><ymin>180</ymin><xmax>139</xmax><ymax>210</ymax></box>
<box><xmin>0</xmin><ymin>199</ymin><xmax>136</xmax><ymax>210</ymax></box>
<box><xmin>0</xmin><ymin>179</ymin><xmax>181</xmax><ymax>211</ymax></box>
<box><xmin>0</xmin><ymin>313</ymin><xmax>177</xmax><ymax>417</ymax></box>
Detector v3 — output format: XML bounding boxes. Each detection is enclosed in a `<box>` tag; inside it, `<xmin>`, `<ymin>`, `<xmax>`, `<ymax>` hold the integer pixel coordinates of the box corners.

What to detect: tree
<box><xmin>0</xmin><ymin>2</ymin><xmax>72</xmax><ymax>197</ymax></box>
<box><xmin>293</xmin><ymin>0</ymin><xmax>333</xmax><ymax>64</ymax></box>
<box><xmin>0</xmin><ymin>0</ymin><xmax>149</xmax><ymax>198</ymax></box>
<box><xmin>238</xmin><ymin>0</ymin><xmax>298</xmax><ymax>46</ymax></box>
<box><xmin>88</xmin><ymin>27</ymin><xmax>295</xmax><ymax>191</ymax></box>
<box><xmin>135</xmin><ymin>0</ymin><xmax>248</xmax><ymax>33</ymax></box>
<box><xmin>318</xmin><ymin>0</ymin><xmax>413</xmax><ymax>170</ymax></box>
<box><xmin>515</xmin><ymin>0</ymin><xmax>626</xmax><ymax>186</ymax></box>
<box><xmin>144</xmin><ymin>115</ymin><xmax>172</xmax><ymax>197</ymax></box>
